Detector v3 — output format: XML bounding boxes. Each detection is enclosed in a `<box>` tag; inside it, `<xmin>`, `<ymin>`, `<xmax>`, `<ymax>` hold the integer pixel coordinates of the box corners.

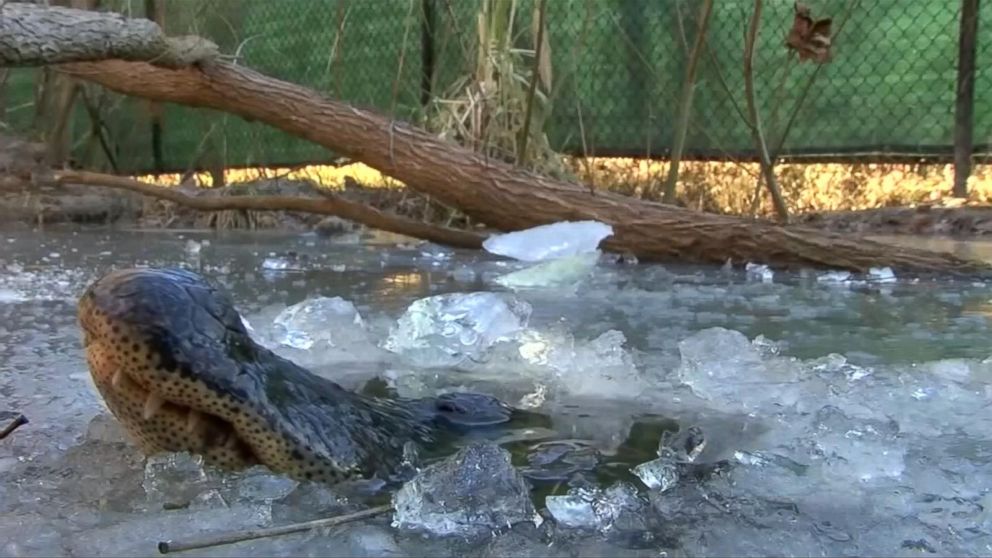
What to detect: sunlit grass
<box><xmin>134</xmin><ymin>157</ymin><xmax>992</xmax><ymax>219</ymax></box>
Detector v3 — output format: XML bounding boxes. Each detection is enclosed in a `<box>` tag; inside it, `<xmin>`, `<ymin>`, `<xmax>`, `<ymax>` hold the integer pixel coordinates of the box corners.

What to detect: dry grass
<box><xmin>135</xmin><ymin>158</ymin><xmax>992</xmax><ymax>221</ymax></box>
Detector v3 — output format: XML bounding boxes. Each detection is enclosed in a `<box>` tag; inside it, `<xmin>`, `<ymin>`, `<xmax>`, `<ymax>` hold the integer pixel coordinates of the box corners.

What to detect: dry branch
<box><xmin>53</xmin><ymin>170</ymin><xmax>485</xmax><ymax>249</ymax></box>
<box><xmin>0</xmin><ymin>413</ymin><xmax>28</xmax><ymax>441</ymax></box>
<box><xmin>2</xmin><ymin>4</ymin><xmax>989</xmax><ymax>276</ymax></box>
<box><xmin>0</xmin><ymin>3</ymin><xmax>217</xmax><ymax>68</ymax></box>
<box><xmin>158</xmin><ymin>504</ymin><xmax>393</xmax><ymax>554</ymax></box>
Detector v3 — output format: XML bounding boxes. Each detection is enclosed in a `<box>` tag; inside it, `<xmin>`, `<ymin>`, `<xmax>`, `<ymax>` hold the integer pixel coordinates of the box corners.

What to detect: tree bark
<box><xmin>4</xmin><ymin>4</ymin><xmax>990</xmax><ymax>276</ymax></box>
<box><xmin>0</xmin><ymin>2</ymin><xmax>217</xmax><ymax>68</ymax></box>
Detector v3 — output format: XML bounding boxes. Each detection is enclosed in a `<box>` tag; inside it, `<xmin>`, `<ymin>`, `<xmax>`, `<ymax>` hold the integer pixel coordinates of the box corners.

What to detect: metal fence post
<box><xmin>954</xmin><ymin>0</ymin><xmax>980</xmax><ymax>198</ymax></box>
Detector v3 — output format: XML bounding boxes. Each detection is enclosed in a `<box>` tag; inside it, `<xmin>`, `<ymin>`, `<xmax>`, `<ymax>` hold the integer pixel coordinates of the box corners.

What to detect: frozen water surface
<box><xmin>3</xmin><ymin>227</ymin><xmax>992</xmax><ymax>556</ymax></box>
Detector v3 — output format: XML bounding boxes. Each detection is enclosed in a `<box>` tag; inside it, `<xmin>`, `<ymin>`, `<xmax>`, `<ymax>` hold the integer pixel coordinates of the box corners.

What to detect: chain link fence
<box><xmin>2</xmin><ymin>0</ymin><xmax>990</xmax><ymax>211</ymax></box>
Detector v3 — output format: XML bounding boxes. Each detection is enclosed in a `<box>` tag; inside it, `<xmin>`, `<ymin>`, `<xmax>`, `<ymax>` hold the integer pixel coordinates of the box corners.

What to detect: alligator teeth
<box><xmin>111</xmin><ymin>370</ymin><xmax>125</xmax><ymax>389</ymax></box>
<box><xmin>142</xmin><ymin>393</ymin><xmax>165</xmax><ymax>420</ymax></box>
<box><xmin>186</xmin><ymin>410</ymin><xmax>203</xmax><ymax>434</ymax></box>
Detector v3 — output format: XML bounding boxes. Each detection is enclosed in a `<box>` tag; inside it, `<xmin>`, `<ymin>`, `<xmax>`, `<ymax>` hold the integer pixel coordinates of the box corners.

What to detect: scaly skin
<box><xmin>78</xmin><ymin>267</ymin><xmax>510</xmax><ymax>483</ymax></box>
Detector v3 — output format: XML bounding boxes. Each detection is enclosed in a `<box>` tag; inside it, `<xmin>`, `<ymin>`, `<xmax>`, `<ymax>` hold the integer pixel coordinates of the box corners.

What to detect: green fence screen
<box><xmin>4</xmin><ymin>0</ymin><xmax>990</xmax><ymax>174</ymax></box>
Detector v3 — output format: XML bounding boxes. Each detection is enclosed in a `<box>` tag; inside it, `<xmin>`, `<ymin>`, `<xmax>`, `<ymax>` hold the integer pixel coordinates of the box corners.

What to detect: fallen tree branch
<box><xmin>0</xmin><ymin>3</ymin><xmax>218</xmax><ymax>68</ymax></box>
<box><xmin>157</xmin><ymin>504</ymin><xmax>393</xmax><ymax>554</ymax></box>
<box><xmin>53</xmin><ymin>60</ymin><xmax>992</xmax><ymax>276</ymax></box>
<box><xmin>52</xmin><ymin>170</ymin><xmax>485</xmax><ymax>249</ymax></box>
<box><xmin>0</xmin><ymin>4</ymin><xmax>980</xmax><ymax>275</ymax></box>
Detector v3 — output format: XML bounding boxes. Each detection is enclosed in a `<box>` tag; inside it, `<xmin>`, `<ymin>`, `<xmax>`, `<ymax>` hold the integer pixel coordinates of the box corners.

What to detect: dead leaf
<box><xmin>786</xmin><ymin>2</ymin><xmax>833</xmax><ymax>63</ymax></box>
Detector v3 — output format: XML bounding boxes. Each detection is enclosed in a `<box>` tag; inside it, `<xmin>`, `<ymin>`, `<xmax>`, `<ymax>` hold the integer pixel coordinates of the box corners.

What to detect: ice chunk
<box><xmin>806</xmin><ymin>353</ymin><xmax>872</xmax><ymax>382</ymax></box>
<box><xmin>631</xmin><ymin>458</ymin><xmax>679</xmax><ymax>493</ymax></box>
<box><xmin>261</xmin><ymin>252</ymin><xmax>311</xmax><ymax>271</ymax></box>
<box><xmin>142</xmin><ymin>452</ymin><xmax>212</xmax><ymax>509</ymax></box>
<box><xmin>545</xmin><ymin>482</ymin><xmax>646</xmax><ymax>532</ymax></box>
<box><xmin>450</xmin><ymin>266</ymin><xmax>477</xmax><ymax>283</ymax></box>
<box><xmin>745</xmin><ymin>262</ymin><xmax>774</xmax><ymax>283</ymax></box>
<box><xmin>233</xmin><ymin>466</ymin><xmax>299</xmax><ymax>503</ymax></box>
<box><xmin>419</xmin><ymin>244</ymin><xmax>453</xmax><ymax>264</ymax></box>
<box><xmin>676</xmin><ymin>327</ymin><xmax>802</xmax><ymax>410</ymax></box>
<box><xmin>868</xmin><ymin>266</ymin><xmax>896</xmax><ymax>283</ymax></box>
<box><xmin>262</xmin><ymin>257</ymin><xmax>292</xmax><ymax>270</ymax></box>
<box><xmin>807</xmin><ymin>405</ymin><xmax>905</xmax><ymax>482</ymax></box>
<box><xmin>483</xmin><ymin>221</ymin><xmax>614</xmax><ymax>262</ymax></box>
<box><xmin>184</xmin><ymin>239</ymin><xmax>202</xmax><ymax>257</ymax></box>
<box><xmin>818</xmin><ymin>270</ymin><xmax>852</xmax><ymax>284</ymax></box>
<box><xmin>632</xmin><ymin>426</ymin><xmax>706</xmax><ymax>493</ymax></box>
<box><xmin>272</xmin><ymin>296</ymin><xmax>366</xmax><ymax>350</ymax></box>
<box><xmin>516</xmin><ymin>329</ymin><xmax>643</xmax><ymax>398</ymax></box>
<box><xmin>493</xmin><ymin>251</ymin><xmax>600</xmax><ymax>290</ymax></box>
<box><xmin>338</xmin><ymin>524</ymin><xmax>405</xmax><ymax>557</ymax></box>
<box><xmin>391</xmin><ymin>443</ymin><xmax>539</xmax><ymax>536</ymax></box>
<box><xmin>383</xmin><ymin>292</ymin><xmax>531</xmax><ymax>368</ymax></box>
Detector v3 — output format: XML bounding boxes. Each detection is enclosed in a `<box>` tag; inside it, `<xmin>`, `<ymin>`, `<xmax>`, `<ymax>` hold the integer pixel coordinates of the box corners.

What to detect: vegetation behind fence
<box><xmin>3</xmin><ymin>0</ymin><xmax>990</xmax><ymax>181</ymax></box>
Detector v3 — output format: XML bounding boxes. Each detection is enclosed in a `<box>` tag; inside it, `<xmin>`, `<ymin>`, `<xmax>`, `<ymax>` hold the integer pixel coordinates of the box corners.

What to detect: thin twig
<box><xmin>0</xmin><ymin>413</ymin><xmax>28</xmax><ymax>440</ymax></box>
<box><xmin>390</xmin><ymin>0</ymin><xmax>418</xmax><ymax>117</ymax></box>
<box><xmin>743</xmin><ymin>0</ymin><xmax>789</xmax><ymax>223</ymax></box>
<box><xmin>52</xmin><ymin>169</ymin><xmax>485</xmax><ymax>249</ymax></box>
<box><xmin>158</xmin><ymin>504</ymin><xmax>393</xmax><ymax>554</ymax></box>
<box><xmin>661</xmin><ymin>0</ymin><xmax>713</xmax><ymax>204</ymax></box>
<box><xmin>517</xmin><ymin>0</ymin><xmax>547</xmax><ymax>165</ymax></box>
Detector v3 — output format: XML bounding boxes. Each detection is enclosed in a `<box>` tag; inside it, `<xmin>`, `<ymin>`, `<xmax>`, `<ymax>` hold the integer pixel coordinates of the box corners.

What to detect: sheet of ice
<box><xmin>492</xmin><ymin>251</ymin><xmax>601</xmax><ymax>290</ymax></box>
<box><xmin>271</xmin><ymin>296</ymin><xmax>367</xmax><ymax>350</ymax></box>
<box><xmin>0</xmin><ymin>263</ymin><xmax>96</xmax><ymax>302</ymax></box>
<box><xmin>6</xmin><ymin>229</ymin><xmax>992</xmax><ymax>557</ymax></box>
<box><xmin>482</xmin><ymin>221</ymin><xmax>614</xmax><ymax>262</ymax></box>
<box><xmin>382</xmin><ymin>292</ymin><xmax>532</xmax><ymax>367</ymax></box>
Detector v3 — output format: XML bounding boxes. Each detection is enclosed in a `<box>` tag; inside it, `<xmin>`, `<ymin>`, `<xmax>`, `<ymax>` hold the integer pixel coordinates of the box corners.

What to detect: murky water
<box><xmin>2</xmin><ymin>226</ymin><xmax>992</xmax><ymax>557</ymax></box>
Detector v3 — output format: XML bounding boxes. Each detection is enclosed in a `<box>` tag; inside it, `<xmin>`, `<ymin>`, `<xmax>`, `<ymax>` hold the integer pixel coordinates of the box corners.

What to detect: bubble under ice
<box><xmin>4</xmin><ymin>230</ymin><xmax>992</xmax><ymax>557</ymax></box>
